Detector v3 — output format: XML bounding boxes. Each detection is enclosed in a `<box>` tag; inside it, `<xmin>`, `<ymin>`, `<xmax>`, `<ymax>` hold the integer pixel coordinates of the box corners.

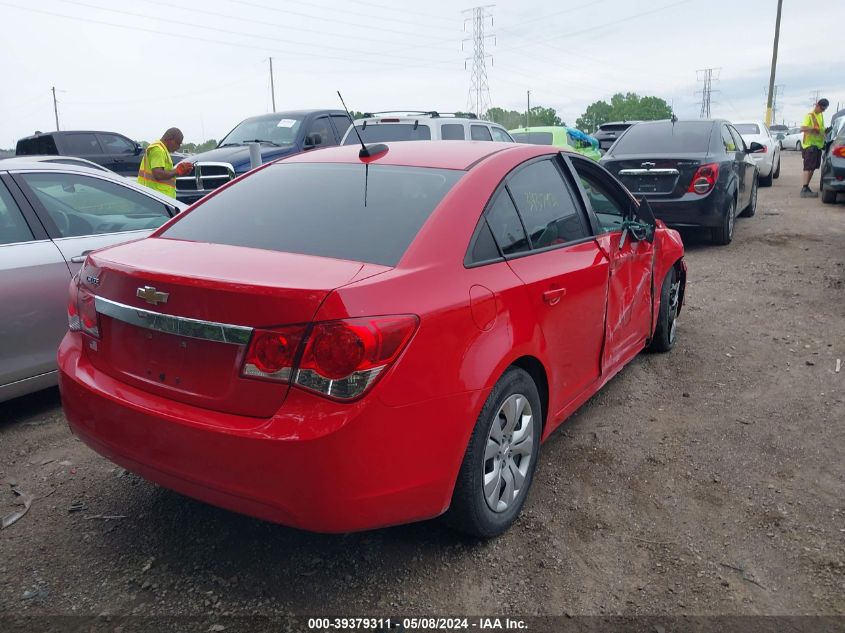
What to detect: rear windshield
<box><xmin>16</xmin><ymin>136</ymin><xmax>58</xmax><ymax>155</ymax></box>
<box><xmin>734</xmin><ymin>123</ymin><xmax>761</xmax><ymax>135</ymax></box>
<box><xmin>598</xmin><ymin>124</ymin><xmax>633</xmax><ymax>132</ymax></box>
<box><xmin>343</xmin><ymin>124</ymin><xmax>432</xmax><ymax>144</ymax></box>
<box><xmin>511</xmin><ymin>132</ymin><xmax>554</xmax><ymax>145</ymax></box>
<box><xmin>611</xmin><ymin>121</ymin><xmax>713</xmax><ymax>154</ymax></box>
<box><xmin>161</xmin><ymin>163</ymin><xmax>462</xmax><ymax>266</ymax></box>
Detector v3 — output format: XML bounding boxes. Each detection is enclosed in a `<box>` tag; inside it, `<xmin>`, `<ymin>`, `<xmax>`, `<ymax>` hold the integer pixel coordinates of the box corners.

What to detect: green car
<box><xmin>509</xmin><ymin>126</ymin><xmax>602</xmax><ymax>161</ymax></box>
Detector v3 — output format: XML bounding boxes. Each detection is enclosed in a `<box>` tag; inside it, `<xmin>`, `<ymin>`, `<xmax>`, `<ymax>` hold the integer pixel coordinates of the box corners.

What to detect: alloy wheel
<box><xmin>668</xmin><ymin>278</ymin><xmax>681</xmax><ymax>344</ymax></box>
<box><xmin>483</xmin><ymin>394</ymin><xmax>535</xmax><ymax>513</ymax></box>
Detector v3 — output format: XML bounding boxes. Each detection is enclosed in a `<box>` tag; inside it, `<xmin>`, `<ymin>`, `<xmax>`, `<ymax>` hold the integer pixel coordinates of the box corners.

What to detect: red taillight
<box><xmin>688</xmin><ymin>163</ymin><xmax>719</xmax><ymax>195</ymax></box>
<box><xmin>833</xmin><ymin>146</ymin><xmax>845</xmax><ymax>158</ymax></box>
<box><xmin>67</xmin><ymin>276</ymin><xmax>100</xmax><ymax>337</ymax></box>
<box><xmin>296</xmin><ymin>315</ymin><xmax>418</xmax><ymax>400</ymax></box>
<box><xmin>242</xmin><ymin>325</ymin><xmax>308</xmax><ymax>382</ymax></box>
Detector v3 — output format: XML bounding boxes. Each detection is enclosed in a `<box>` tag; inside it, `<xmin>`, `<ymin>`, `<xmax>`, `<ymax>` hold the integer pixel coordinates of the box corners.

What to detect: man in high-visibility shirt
<box><xmin>799</xmin><ymin>98</ymin><xmax>829</xmax><ymax>198</ymax></box>
<box><xmin>137</xmin><ymin>127</ymin><xmax>192</xmax><ymax>198</ymax></box>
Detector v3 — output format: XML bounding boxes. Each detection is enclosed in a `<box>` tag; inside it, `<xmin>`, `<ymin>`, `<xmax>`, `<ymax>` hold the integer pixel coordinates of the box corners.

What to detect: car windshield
<box><xmin>343</xmin><ymin>124</ymin><xmax>432</xmax><ymax>144</ymax></box>
<box><xmin>161</xmin><ymin>163</ymin><xmax>463</xmax><ymax>266</ymax></box>
<box><xmin>734</xmin><ymin>124</ymin><xmax>761</xmax><ymax>135</ymax></box>
<box><xmin>218</xmin><ymin>115</ymin><xmax>304</xmax><ymax>146</ymax></box>
<box><xmin>610</xmin><ymin>121</ymin><xmax>713</xmax><ymax>154</ymax></box>
<box><xmin>511</xmin><ymin>132</ymin><xmax>554</xmax><ymax>145</ymax></box>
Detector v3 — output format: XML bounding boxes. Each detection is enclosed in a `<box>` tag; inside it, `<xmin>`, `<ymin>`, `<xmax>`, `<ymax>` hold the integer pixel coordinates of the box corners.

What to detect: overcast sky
<box><xmin>3</xmin><ymin>0</ymin><xmax>843</xmax><ymax>147</ymax></box>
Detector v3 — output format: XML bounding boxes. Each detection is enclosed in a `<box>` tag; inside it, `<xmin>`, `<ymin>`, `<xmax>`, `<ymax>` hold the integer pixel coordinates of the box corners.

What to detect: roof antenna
<box><xmin>337</xmin><ymin>91</ymin><xmax>387</xmax><ymax>159</ymax></box>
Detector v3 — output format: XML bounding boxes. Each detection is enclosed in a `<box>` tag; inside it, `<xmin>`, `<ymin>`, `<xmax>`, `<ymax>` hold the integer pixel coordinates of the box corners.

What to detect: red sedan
<box><xmin>58</xmin><ymin>141</ymin><xmax>686</xmax><ymax>537</ymax></box>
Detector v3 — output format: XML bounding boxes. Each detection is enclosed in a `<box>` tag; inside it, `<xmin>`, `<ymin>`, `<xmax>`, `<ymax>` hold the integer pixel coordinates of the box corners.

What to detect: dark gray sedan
<box><xmin>600</xmin><ymin>119</ymin><xmax>763</xmax><ymax>245</ymax></box>
<box><xmin>0</xmin><ymin>159</ymin><xmax>185</xmax><ymax>402</ymax></box>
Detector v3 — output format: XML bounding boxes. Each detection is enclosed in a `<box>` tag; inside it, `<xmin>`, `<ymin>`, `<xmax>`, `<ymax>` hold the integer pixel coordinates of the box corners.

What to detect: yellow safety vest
<box><xmin>137</xmin><ymin>140</ymin><xmax>176</xmax><ymax>197</ymax></box>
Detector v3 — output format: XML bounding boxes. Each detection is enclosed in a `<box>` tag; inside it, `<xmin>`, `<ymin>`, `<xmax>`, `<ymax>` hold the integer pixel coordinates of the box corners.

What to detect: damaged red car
<box><xmin>58</xmin><ymin>141</ymin><xmax>686</xmax><ymax>537</ymax></box>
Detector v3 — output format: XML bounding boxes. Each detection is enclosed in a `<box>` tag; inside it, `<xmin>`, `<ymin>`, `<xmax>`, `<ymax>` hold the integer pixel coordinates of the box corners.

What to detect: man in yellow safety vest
<box><xmin>137</xmin><ymin>127</ymin><xmax>192</xmax><ymax>198</ymax></box>
<box><xmin>799</xmin><ymin>98</ymin><xmax>829</xmax><ymax>198</ymax></box>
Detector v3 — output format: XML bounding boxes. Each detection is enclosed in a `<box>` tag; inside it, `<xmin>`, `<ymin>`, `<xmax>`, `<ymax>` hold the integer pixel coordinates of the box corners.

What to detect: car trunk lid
<box><xmin>81</xmin><ymin>237</ymin><xmax>389</xmax><ymax>418</ymax></box>
<box><xmin>602</xmin><ymin>155</ymin><xmax>705</xmax><ymax>198</ymax></box>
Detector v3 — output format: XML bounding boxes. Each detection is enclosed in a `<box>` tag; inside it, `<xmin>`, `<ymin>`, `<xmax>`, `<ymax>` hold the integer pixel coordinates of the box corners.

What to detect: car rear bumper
<box><xmin>58</xmin><ymin>333</ymin><xmax>482</xmax><ymax>533</ymax></box>
<box><xmin>645</xmin><ymin>193</ymin><xmax>725</xmax><ymax>228</ymax></box>
<box><xmin>822</xmin><ymin>162</ymin><xmax>845</xmax><ymax>191</ymax></box>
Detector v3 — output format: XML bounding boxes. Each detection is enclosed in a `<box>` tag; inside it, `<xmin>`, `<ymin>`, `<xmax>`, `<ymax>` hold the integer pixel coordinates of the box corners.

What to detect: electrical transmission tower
<box><xmin>462</xmin><ymin>5</ymin><xmax>495</xmax><ymax>120</ymax></box>
<box><xmin>696</xmin><ymin>68</ymin><xmax>720</xmax><ymax>118</ymax></box>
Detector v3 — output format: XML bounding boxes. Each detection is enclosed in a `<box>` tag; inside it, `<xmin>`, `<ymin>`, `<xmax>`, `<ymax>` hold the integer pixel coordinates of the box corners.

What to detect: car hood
<box><xmin>189</xmin><ymin>144</ymin><xmax>300</xmax><ymax>172</ymax></box>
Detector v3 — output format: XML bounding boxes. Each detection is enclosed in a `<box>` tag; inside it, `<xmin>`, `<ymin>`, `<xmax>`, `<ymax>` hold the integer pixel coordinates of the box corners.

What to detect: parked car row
<box><xmin>12</xmin><ymin>103</ymin><xmax>797</xmax><ymax>538</ymax></box>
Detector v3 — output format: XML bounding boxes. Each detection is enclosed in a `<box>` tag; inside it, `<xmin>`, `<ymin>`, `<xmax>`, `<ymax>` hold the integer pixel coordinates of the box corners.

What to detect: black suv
<box><xmin>175</xmin><ymin>109</ymin><xmax>350</xmax><ymax>204</ymax></box>
<box><xmin>15</xmin><ymin>130</ymin><xmax>180</xmax><ymax>178</ymax></box>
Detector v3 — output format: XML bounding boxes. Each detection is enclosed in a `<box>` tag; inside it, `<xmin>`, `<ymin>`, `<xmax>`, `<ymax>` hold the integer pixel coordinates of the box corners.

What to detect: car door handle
<box><xmin>543</xmin><ymin>287</ymin><xmax>567</xmax><ymax>306</ymax></box>
<box><xmin>70</xmin><ymin>250</ymin><xmax>93</xmax><ymax>264</ymax></box>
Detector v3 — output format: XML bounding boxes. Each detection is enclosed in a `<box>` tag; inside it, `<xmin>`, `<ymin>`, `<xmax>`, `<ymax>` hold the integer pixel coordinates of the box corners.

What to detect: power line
<box><xmin>463</xmin><ymin>5</ymin><xmax>495</xmax><ymax>119</ymax></box>
<box><xmin>696</xmin><ymin>68</ymin><xmax>720</xmax><ymax>118</ymax></box>
<box><xmin>810</xmin><ymin>90</ymin><xmax>822</xmax><ymax>105</ymax></box>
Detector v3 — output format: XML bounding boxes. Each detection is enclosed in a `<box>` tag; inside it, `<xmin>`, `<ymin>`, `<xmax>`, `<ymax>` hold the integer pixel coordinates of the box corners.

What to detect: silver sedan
<box><xmin>733</xmin><ymin>121</ymin><xmax>781</xmax><ymax>187</ymax></box>
<box><xmin>0</xmin><ymin>159</ymin><xmax>186</xmax><ymax>402</ymax></box>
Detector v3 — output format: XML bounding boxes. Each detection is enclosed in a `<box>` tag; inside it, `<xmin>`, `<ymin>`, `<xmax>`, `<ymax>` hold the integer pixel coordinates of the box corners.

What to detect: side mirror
<box><xmin>134</xmin><ymin>143</ymin><xmax>143</xmax><ymax>155</ymax></box>
<box><xmin>303</xmin><ymin>133</ymin><xmax>323</xmax><ymax>148</ymax></box>
<box><xmin>748</xmin><ymin>141</ymin><xmax>765</xmax><ymax>153</ymax></box>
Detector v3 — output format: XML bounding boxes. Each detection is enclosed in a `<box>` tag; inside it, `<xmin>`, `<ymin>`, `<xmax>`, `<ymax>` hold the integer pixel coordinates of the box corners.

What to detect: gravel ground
<box><xmin>0</xmin><ymin>152</ymin><xmax>843</xmax><ymax>628</ymax></box>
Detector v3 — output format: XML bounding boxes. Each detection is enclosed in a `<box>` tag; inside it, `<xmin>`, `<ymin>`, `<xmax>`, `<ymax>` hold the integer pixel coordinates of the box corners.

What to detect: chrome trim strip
<box><xmin>94</xmin><ymin>296</ymin><xmax>253</xmax><ymax>345</ymax></box>
<box><xmin>618</xmin><ymin>168</ymin><xmax>680</xmax><ymax>176</ymax></box>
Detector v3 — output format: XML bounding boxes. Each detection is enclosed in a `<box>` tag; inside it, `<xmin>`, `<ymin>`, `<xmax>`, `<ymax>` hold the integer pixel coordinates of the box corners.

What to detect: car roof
<box><xmin>352</xmin><ymin>115</ymin><xmax>502</xmax><ymax>127</ymax></box>
<box><xmin>731</xmin><ymin>120</ymin><xmax>766</xmax><ymax>126</ymax></box>
<box><xmin>17</xmin><ymin>130</ymin><xmax>129</xmax><ymax>140</ymax></box>
<box><xmin>0</xmin><ymin>159</ymin><xmax>187</xmax><ymax>208</ymax></box>
<box><xmin>509</xmin><ymin>126</ymin><xmax>568</xmax><ymax>133</ymax></box>
<box><xmin>284</xmin><ymin>140</ymin><xmax>560</xmax><ymax>170</ymax></box>
<box><xmin>598</xmin><ymin>121</ymin><xmax>641</xmax><ymax>127</ymax></box>
<box><xmin>243</xmin><ymin>110</ymin><xmax>345</xmax><ymax>121</ymax></box>
<box><xmin>0</xmin><ymin>155</ymin><xmax>111</xmax><ymax>171</ymax></box>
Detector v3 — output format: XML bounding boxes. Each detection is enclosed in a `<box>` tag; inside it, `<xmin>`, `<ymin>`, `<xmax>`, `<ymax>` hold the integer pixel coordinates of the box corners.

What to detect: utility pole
<box><xmin>772</xmin><ymin>84</ymin><xmax>784</xmax><ymax>124</ymax></box>
<box><xmin>810</xmin><ymin>90</ymin><xmax>822</xmax><ymax>106</ymax></box>
<box><xmin>268</xmin><ymin>57</ymin><xmax>276</xmax><ymax>112</ymax></box>
<box><xmin>52</xmin><ymin>86</ymin><xmax>60</xmax><ymax>131</ymax></box>
<box><xmin>462</xmin><ymin>5</ymin><xmax>495</xmax><ymax>120</ymax></box>
<box><xmin>764</xmin><ymin>0</ymin><xmax>782</xmax><ymax>126</ymax></box>
<box><xmin>526</xmin><ymin>90</ymin><xmax>530</xmax><ymax>129</ymax></box>
<box><xmin>696</xmin><ymin>68</ymin><xmax>720</xmax><ymax>118</ymax></box>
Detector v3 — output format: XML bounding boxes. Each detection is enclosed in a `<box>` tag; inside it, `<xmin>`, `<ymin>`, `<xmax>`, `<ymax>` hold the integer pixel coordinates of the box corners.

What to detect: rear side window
<box><xmin>733</xmin><ymin>123</ymin><xmax>760</xmax><ymax>135</ymax></box>
<box><xmin>485</xmin><ymin>190</ymin><xmax>529</xmax><ymax>256</ymax></box>
<box><xmin>344</xmin><ymin>124</ymin><xmax>432</xmax><ymax>144</ymax></box>
<box><xmin>331</xmin><ymin>115</ymin><xmax>351</xmax><ymax>140</ymax></box>
<box><xmin>471</xmin><ymin>125</ymin><xmax>493</xmax><ymax>141</ymax></box>
<box><xmin>491</xmin><ymin>127</ymin><xmax>513</xmax><ymax>142</ymax></box>
<box><xmin>62</xmin><ymin>133</ymin><xmax>101</xmax><ymax>156</ymax></box>
<box><xmin>440</xmin><ymin>124</ymin><xmax>465</xmax><ymax>140</ymax></box>
<box><xmin>0</xmin><ymin>181</ymin><xmax>34</xmax><ymax>245</ymax></box>
<box><xmin>507</xmin><ymin>159</ymin><xmax>589</xmax><ymax>247</ymax></box>
<box><xmin>16</xmin><ymin>136</ymin><xmax>58</xmax><ymax>155</ymax></box>
<box><xmin>511</xmin><ymin>132</ymin><xmax>554</xmax><ymax>145</ymax></box>
<box><xmin>162</xmin><ymin>163</ymin><xmax>463</xmax><ymax>267</ymax></box>
<box><xmin>612</xmin><ymin>122</ymin><xmax>713</xmax><ymax>154</ymax></box>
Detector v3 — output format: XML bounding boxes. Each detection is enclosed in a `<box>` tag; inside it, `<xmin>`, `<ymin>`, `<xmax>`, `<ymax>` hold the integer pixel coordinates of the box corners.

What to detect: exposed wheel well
<box><xmin>510</xmin><ymin>356</ymin><xmax>548</xmax><ymax>432</ymax></box>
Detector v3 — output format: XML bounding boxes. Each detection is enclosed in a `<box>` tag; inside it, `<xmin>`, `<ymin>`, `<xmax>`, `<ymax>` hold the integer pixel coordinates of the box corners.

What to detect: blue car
<box><xmin>176</xmin><ymin>110</ymin><xmax>351</xmax><ymax>204</ymax></box>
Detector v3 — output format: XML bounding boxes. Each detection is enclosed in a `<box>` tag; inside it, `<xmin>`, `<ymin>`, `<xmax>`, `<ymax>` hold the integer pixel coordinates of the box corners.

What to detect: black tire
<box><xmin>821</xmin><ymin>181</ymin><xmax>837</xmax><ymax>204</ymax></box>
<box><xmin>739</xmin><ymin>178</ymin><xmax>757</xmax><ymax>217</ymax></box>
<box><xmin>758</xmin><ymin>168</ymin><xmax>773</xmax><ymax>187</ymax></box>
<box><xmin>648</xmin><ymin>266</ymin><xmax>680</xmax><ymax>353</ymax></box>
<box><xmin>773</xmin><ymin>156</ymin><xmax>780</xmax><ymax>179</ymax></box>
<box><xmin>712</xmin><ymin>196</ymin><xmax>736</xmax><ymax>245</ymax></box>
<box><xmin>445</xmin><ymin>367</ymin><xmax>542</xmax><ymax>538</ymax></box>
<box><xmin>795</xmin><ymin>141</ymin><xmax>802</xmax><ymax>151</ymax></box>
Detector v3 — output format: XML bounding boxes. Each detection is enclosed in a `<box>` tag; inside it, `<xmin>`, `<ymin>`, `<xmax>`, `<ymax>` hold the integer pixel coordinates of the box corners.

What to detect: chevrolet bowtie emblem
<box><xmin>136</xmin><ymin>285</ymin><xmax>169</xmax><ymax>305</ymax></box>
<box><xmin>641</xmin><ymin>161</ymin><xmax>656</xmax><ymax>168</ymax></box>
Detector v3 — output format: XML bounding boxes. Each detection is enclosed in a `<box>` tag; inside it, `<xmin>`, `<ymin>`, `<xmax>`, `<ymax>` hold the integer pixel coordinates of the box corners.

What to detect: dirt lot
<box><xmin>1</xmin><ymin>151</ymin><xmax>843</xmax><ymax>627</ymax></box>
